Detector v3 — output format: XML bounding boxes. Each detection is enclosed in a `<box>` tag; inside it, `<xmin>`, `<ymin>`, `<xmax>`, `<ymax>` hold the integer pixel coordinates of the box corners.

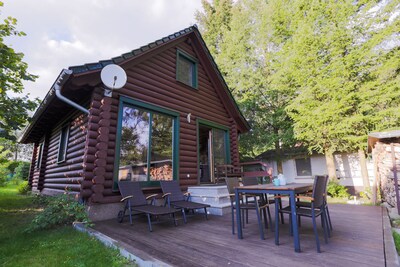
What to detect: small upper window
<box><xmin>176</xmin><ymin>50</ymin><xmax>198</xmax><ymax>89</ymax></box>
<box><xmin>36</xmin><ymin>143</ymin><xmax>44</xmax><ymax>169</ymax></box>
<box><xmin>295</xmin><ymin>158</ymin><xmax>312</xmax><ymax>176</ymax></box>
<box><xmin>57</xmin><ymin>125</ymin><xmax>69</xmax><ymax>163</ymax></box>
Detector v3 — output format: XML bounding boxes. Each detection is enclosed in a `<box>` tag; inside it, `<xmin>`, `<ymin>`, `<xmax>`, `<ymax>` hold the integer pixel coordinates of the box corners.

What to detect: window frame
<box><xmin>36</xmin><ymin>142</ymin><xmax>44</xmax><ymax>169</ymax></box>
<box><xmin>57</xmin><ymin>124</ymin><xmax>70</xmax><ymax>164</ymax></box>
<box><xmin>114</xmin><ymin>97</ymin><xmax>180</xmax><ymax>189</ymax></box>
<box><xmin>176</xmin><ymin>49</ymin><xmax>198</xmax><ymax>89</ymax></box>
<box><xmin>294</xmin><ymin>157</ymin><xmax>312</xmax><ymax>177</ymax></box>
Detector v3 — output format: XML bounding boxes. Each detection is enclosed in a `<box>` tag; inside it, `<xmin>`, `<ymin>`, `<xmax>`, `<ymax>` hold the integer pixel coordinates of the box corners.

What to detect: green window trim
<box><xmin>113</xmin><ymin>97</ymin><xmax>180</xmax><ymax>190</ymax></box>
<box><xmin>57</xmin><ymin>125</ymin><xmax>70</xmax><ymax>164</ymax></box>
<box><xmin>176</xmin><ymin>49</ymin><xmax>198</xmax><ymax>89</ymax></box>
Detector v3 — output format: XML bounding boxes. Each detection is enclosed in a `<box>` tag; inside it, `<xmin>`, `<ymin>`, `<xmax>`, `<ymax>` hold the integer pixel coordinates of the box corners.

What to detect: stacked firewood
<box><xmin>149</xmin><ymin>164</ymin><xmax>173</xmax><ymax>181</ymax></box>
<box><xmin>373</xmin><ymin>142</ymin><xmax>400</xmax><ymax>207</ymax></box>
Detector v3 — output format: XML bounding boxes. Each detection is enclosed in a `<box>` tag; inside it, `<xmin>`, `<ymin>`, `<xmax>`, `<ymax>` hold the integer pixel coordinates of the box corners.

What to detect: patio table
<box><xmin>235</xmin><ymin>183</ymin><xmax>313</xmax><ymax>253</ymax></box>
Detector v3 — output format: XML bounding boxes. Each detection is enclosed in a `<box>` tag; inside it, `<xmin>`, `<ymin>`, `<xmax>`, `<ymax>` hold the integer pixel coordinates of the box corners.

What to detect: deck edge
<box><xmin>382</xmin><ymin>207</ymin><xmax>400</xmax><ymax>267</ymax></box>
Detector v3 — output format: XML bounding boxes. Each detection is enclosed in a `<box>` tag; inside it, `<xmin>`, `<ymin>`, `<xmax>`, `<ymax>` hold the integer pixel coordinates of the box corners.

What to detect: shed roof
<box><xmin>20</xmin><ymin>26</ymin><xmax>250</xmax><ymax>143</ymax></box>
<box><xmin>367</xmin><ymin>129</ymin><xmax>400</xmax><ymax>152</ymax></box>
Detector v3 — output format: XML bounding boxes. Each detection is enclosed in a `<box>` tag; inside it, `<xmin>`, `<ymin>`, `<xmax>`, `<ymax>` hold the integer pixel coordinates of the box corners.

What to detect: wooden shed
<box><xmin>20</xmin><ymin>26</ymin><xmax>250</xmax><ymax>219</ymax></box>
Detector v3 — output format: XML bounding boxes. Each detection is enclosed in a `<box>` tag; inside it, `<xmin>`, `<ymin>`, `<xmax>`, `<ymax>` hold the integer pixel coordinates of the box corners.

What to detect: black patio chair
<box><xmin>296</xmin><ymin>175</ymin><xmax>333</xmax><ymax>235</ymax></box>
<box><xmin>275</xmin><ymin>175</ymin><xmax>329</xmax><ymax>252</ymax></box>
<box><xmin>226</xmin><ymin>177</ymin><xmax>268</xmax><ymax>240</ymax></box>
<box><xmin>160</xmin><ymin>180</ymin><xmax>210</xmax><ymax>224</ymax></box>
<box><xmin>117</xmin><ymin>181</ymin><xmax>179</xmax><ymax>232</ymax></box>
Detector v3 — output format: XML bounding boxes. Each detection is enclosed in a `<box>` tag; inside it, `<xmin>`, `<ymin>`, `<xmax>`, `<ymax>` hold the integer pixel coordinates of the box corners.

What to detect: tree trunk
<box><xmin>274</xmin><ymin>138</ymin><xmax>283</xmax><ymax>174</ymax></box>
<box><xmin>358</xmin><ymin>149</ymin><xmax>371</xmax><ymax>191</ymax></box>
<box><xmin>325</xmin><ymin>151</ymin><xmax>337</xmax><ymax>181</ymax></box>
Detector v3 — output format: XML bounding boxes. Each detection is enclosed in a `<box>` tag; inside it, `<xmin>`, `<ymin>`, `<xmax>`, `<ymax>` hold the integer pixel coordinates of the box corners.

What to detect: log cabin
<box><xmin>20</xmin><ymin>26</ymin><xmax>250</xmax><ymax>220</ymax></box>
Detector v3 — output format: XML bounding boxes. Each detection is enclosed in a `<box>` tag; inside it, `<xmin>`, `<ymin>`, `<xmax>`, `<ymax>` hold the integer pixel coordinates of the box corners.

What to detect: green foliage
<box><xmin>0</xmin><ymin>184</ymin><xmax>135</xmax><ymax>267</ymax></box>
<box><xmin>26</xmin><ymin>194</ymin><xmax>92</xmax><ymax>232</ymax></box>
<box><xmin>13</xmin><ymin>161</ymin><xmax>30</xmax><ymax>181</ymax></box>
<box><xmin>393</xmin><ymin>231</ymin><xmax>400</xmax><ymax>255</ymax></box>
<box><xmin>17</xmin><ymin>181</ymin><xmax>30</xmax><ymax>195</ymax></box>
<box><xmin>327</xmin><ymin>181</ymin><xmax>350</xmax><ymax>199</ymax></box>
<box><xmin>0</xmin><ymin>1</ymin><xmax>39</xmax><ymax>139</ymax></box>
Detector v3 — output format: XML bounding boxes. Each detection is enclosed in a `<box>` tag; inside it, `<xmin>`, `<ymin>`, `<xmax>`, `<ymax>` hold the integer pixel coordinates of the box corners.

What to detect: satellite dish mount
<box><xmin>100</xmin><ymin>64</ymin><xmax>127</xmax><ymax>97</ymax></box>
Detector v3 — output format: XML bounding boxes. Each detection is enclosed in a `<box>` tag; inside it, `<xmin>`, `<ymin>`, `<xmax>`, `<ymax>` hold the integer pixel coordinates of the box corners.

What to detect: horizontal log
<box><xmin>88</xmin><ymin>123</ymin><xmax>99</xmax><ymax>132</ymax></box>
<box><xmin>93</xmin><ymin>175</ymin><xmax>105</xmax><ymax>184</ymax></box>
<box><xmin>90</xmin><ymin>193</ymin><xmax>104</xmax><ymax>203</ymax></box>
<box><xmin>95</xmin><ymin>195</ymin><xmax>121</xmax><ymax>204</ymax></box>
<box><xmin>66</xmin><ymin>150</ymin><xmax>85</xmax><ymax>161</ymax></box>
<box><xmin>180</xmin><ymin>144</ymin><xmax>196</xmax><ymax>153</ymax></box>
<box><xmin>94</xmin><ymin>167</ymin><xmax>106</xmax><ymax>176</ymax></box>
<box><xmin>180</xmin><ymin>150</ymin><xmax>197</xmax><ymax>157</ymax></box>
<box><xmin>43</xmin><ymin>177</ymin><xmax>83</xmax><ymax>184</ymax></box>
<box><xmin>45</xmin><ymin>170</ymin><xmax>85</xmax><ymax>179</ymax></box>
<box><xmin>99</xmin><ymin>119</ymin><xmax>111</xmax><ymax>127</ymax></box>
<box><xmin>66</xmin><ymin>142</ymin><xmax>85</xmax><ymax>155</ymax></box>
<box><xmin>95</xmin><ymin>150</ymin><xmax>108</xmax><ymax>159</ymax></box>
<box><xmin>100</xmin><ymin>104</ymin><xmax>112</xmax><ymax>112</ymax></box>
<box><xmin>80</xmin><ymin>189</ymin><xmax>92</xmax><ymax>198</ymax></box>
<box><xmin>43</xmin><ymin>183</ymin><xmax>81</xmax><ymax>191</ymax></box>
<box><xmin>88</xmin><ymin>130</ymin><xmax>98</xmax><ymax>139</ymax></box>
<box><xmin>95</xmin><ymin>158</ymin><xmax>107</xmax><ymax>167</ymax></box>
<box><xmin>45</xmin><ymin>163</ymin><xmax>84</xmax><ymax>174</ymax></box>
<box><xmin>180</xmin><ymin>133</ymin><xmax>197</xmax><ymax>142</ymax></box>
<box><xmin>91</xmin><ymin>184</ymin><xmax>104</xmax><ymax>193</ymax></box>
<box><xmin>83</xmin><ymin>163</ymin><xmax>95</xmax><ymax>171</ymax></box>
<box><xmin>98</xmin><ymin>127</ymin><xmax>110</xmax><ymax>136</ymax></box>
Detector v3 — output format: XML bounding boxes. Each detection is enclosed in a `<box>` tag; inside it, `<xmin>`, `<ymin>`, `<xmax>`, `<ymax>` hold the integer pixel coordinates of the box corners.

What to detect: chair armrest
<box><xmin>162</xmin><ymin>192</ymin><xmax>171</xmax><ymax>198</ymax></box>
<box><xmin>184</xmin><ymin>192</ymin><xmax>191</xmax><ymax>201</ymax></box>
<box><xmin>295</xmin><ymin>195</ymin><xmax>314</xmax><ymax>201</ymax></box>
<box><xmin>120</xmin><ymin>195</ymin><xmax>133</xmax><ymax>202</ymax></box>
<box><xmin>146</xmin><ymin>194</ymin><xmax>158</xmax><ymax>200</ymax></box>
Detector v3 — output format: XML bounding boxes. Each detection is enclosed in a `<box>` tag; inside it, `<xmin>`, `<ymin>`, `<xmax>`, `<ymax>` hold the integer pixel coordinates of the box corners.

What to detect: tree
<box><xmin>0</xmin><ymin>1</ymin><xmax>38</xmax><ymax>140</ymax></box>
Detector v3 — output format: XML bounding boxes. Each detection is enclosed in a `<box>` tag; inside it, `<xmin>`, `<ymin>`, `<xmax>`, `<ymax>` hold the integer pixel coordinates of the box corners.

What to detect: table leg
<box><xmin>235</xmin><ymin>188</ymin><xmax>243</xmax><ymax>239</ymax></box>
<box><xmin>290</xmin><ymin>191</ymin><xmax>301</xmax><ymax>252</ymax></box>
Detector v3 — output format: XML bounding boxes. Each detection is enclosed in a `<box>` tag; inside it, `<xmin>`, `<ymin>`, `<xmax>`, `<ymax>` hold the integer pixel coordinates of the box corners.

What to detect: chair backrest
<box><xmin>242</xmin><ymin>176</ymin><xmax>259</xmax><ymax>186</ymax></box>
<box><xmin>118</xmin><ymin>181</ymin><xmax>147</xmax><ymax>206</ymax></box>
<box><xmin>312</xmin><ymin>175</ymin><xmax>329</xmax><ymax>208</ymax></box>
<box><xmin>225</xmin><ymin>177</ymin><xmax>240</xmax><ymax>195</ymax></box>
<box><xmin>160</xmin><ymin>180</ymin><xmax>185</xmax><ymax>202</ymax></box>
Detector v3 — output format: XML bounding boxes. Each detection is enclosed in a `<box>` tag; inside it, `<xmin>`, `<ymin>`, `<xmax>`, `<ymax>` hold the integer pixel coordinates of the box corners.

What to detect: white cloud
<box><xmin>1</xmin><ymin>0</ymin><xmax>203</xmax><ymax>99</ymax></box>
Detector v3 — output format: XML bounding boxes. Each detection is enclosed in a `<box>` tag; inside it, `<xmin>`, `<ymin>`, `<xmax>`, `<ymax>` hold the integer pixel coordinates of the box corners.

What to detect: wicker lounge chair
<box><xmin>117</xmin><ymin>181</ymin><xmax>179</xmax><ymax>232</ymax></box>
<box><xmin>160</xmin><ymin>180</ymin><xmax>210</xmax><ymax>223</ymax></box>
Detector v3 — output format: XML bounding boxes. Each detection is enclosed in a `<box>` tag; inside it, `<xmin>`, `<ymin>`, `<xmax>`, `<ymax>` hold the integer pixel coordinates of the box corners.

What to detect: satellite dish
<box><xmin>100</xmin><ymin>64</ymin><xmax>127</xmax><ymax>90</ymax></box>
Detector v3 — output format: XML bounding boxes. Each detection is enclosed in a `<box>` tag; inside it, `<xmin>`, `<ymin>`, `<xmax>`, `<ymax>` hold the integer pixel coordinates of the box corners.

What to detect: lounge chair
<box><xmin>117</xmin><ymin>181</ymin><xmax>179</xmax><ymax>232</ymax></box>
<box><xmin>160</xmin><ymin>180</ymin><xmax>210</xmax><ymax>223</ymax></box>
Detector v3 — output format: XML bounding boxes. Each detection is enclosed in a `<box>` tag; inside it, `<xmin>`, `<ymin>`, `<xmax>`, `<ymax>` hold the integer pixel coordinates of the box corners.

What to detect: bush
<box><xmin>327</xmin><ymin>181</ymin><xmax>350</xmax><ymax>198</ymax></box>
<box><xmin>26</xmin><ymin>194</ymin><xmax>92</xmax><ymax>232</ymax></box>
<box><xmin>0</xmin><ymin>163</ymin><xmax>8</xmax><ymax>187</ymax></box>
<box><xmin>17</xmin><ymin>181</ymin><xmax>30</xmax><ymax>195</ymax></box>
<box><xmin>14</xmin><ymin>161</ymin><xmax>31</xmax><ymax>181</ymax></box>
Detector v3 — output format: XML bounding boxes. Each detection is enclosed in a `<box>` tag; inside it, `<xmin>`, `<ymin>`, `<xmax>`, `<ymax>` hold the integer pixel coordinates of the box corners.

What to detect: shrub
<box><xmin>327</xmin><ymin>181</ymin><xmax>350</xmax><ymax>198</ymax></box>
<box><xmin>17</xmin><ymin>181</ymin><xmax>30</xmax><ymax>195</ymax></box>
<box><xmin>26</xmin><ymin>194</ymin><xmax>92</xmax><ymax>232</ymax></box>
<box><xmin>14</xmin><ymin>161</ymin><xmax>31</xmax><ymax>181</ymax></box>
<box><xmin>0</xmin><ymin>163</ymin><xmax>8</xmax><ymax>187</ymax></box>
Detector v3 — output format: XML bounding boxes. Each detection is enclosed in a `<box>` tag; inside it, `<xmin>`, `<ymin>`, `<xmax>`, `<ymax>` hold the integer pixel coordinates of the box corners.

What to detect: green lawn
<box><xmin>0</xmin><ymin>185</ymin><xmax>134</xmax><ymax>267</ymax></box>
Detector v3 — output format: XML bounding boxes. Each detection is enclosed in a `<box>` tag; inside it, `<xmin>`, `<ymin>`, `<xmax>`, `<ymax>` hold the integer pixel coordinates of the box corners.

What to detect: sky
<box><xmin>2</xmin><ymin>0</ymin><xmax>203</xmax><ymax>100</ymax></box>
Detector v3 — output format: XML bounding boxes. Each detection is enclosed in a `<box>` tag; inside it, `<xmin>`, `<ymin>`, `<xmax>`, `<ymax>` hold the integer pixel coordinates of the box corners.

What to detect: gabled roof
<box><xmin>20</xmin><ymin>26</ymin><xmax>250</xmax><ymax>143</ymax></box>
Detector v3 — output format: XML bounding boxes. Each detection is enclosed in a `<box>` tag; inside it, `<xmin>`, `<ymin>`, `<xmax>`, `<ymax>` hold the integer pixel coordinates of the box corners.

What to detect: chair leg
<box><xmin>312</xmin><ymin>214</ymin><xmax>321</xmax><ymax>253</ymax></box>
<box><xmin>204</xmin><ymin>207</ymin><xmax>208</xmax><ymax>220</ymax></box>
<box><xmin>267</xmin><ymin>206</ymin><xmax>273</xmax><ymax>232</ymax></box>
<box><xmin>181</xmin><ymin>208</ymin><xmax>187</xmax><ymax>224</ymax></box>
<box><xmin>274</xmin><ymin>200</ymin><xmax>280</xmax><ymax>245</ymax></box>
<box><xmin>172</xmin><ymin>213</ymin><xmax>178</xmax><ymax>227</ymax></box>
<box><xmin>289</xmin><ymin>215</ymin><xmax>293</xmax><ymax>236</ymax></box>
<box><xmin>146</xmin><ymin>214</ymin><xmax>153</xmax><ymax>232</ymax></box>
<box><xmin>255</xmin><ymin>201</ymin><xmax>265</xmax><ymax>240</ymax></box>
<box><xmin>127</xmin><ymin>200</ymin><xmax>133</xmax><ymax>225</ymax></box>
<box><xmin>279</xmin><ymin>198</ymin><xmax>284</xmax><ymax>224</ymax></box>
<box><xmin>262</xmin><ymin>207</ymin><xmax>268</xmax><ymax>229</ymax></box>
<box><xmin>231</xmin><ymin>206</ymin><xmax>235</xmax><ymax>235</ymax></box>
<box><xmin>326</xmin><ymin>205</ymin><xmax>333</xmax><ymax>231</ymax></box>
<box><xmin>322</xmin><ymin>211</ymin><xmax>329</xmax><ymax>243</ymax></box>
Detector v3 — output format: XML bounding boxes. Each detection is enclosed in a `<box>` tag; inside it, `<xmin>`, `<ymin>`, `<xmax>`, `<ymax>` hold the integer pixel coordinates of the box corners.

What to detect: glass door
<box><xmin>198</xmin><ymin>123</ymin><xmax>229</xmax><ymax>184</ymax></box>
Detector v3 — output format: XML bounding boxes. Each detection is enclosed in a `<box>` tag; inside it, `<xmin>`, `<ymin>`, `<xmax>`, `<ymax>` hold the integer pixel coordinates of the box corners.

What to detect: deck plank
<box><xmin>94</xmin><ymin>204</ymin><xmax>390</xmax><ymax>266</ymax></box>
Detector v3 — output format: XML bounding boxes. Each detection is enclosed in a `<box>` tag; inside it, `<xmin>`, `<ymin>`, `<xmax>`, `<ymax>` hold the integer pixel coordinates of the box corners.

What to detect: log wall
<box><xmin>84</xmin><ymin>40</ymin><xmax>241</xmax><ymax>203</ymax></box>
<box><xmin>40</xmin><ymin>111</ymin><xmax>88</xmax><ymax>196</ymax></box>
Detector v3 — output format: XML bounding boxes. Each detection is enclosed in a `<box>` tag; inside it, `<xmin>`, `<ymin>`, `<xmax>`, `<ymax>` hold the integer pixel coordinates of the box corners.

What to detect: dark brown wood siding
<box><xmin>113</xmin><ymin>42</ymin><xmax>235</xmax><ymax>186</ymax></box>
<box><xmin>40</xmin><ymin>111</ymin><xmax>88</xmax><ymax>196</ymax></box>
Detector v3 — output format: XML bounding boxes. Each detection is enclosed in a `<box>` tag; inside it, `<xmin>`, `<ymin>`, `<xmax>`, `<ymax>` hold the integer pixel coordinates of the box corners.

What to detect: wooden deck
<box><xmin>94</xmin><ymin>204</ymin><xmax>395</xmax><ymax>267</ymax></box>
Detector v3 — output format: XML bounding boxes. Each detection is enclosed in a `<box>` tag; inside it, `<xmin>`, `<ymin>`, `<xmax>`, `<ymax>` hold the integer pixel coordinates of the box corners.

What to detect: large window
<box><xmin>116</xmin><ymin>100</ymin><xmax>178</xmax><ymax>186</ymax></box>
<box><xmin>176</xmin><ymin>50</ymin><xmax>198</xmax><ymax>89</ymax></box>
<box><xmin>57</xmin><ymin>125</ymin><xmax>69</xmax><ymax>163</ymax></box>
<box><xmin>295</xmin><ymin>158</ymin><xmax>312</xmax><ymax>176</ymax></box>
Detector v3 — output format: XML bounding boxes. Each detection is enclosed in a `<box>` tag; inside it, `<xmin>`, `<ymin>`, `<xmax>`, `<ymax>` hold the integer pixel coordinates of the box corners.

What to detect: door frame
<box><xmin>196</xmin><ymin>118</ymin><xmax>231</xmax><ymax>184</ymax></box>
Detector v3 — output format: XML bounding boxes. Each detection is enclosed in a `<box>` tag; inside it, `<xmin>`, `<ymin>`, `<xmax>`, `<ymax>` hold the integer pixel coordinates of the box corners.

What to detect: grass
<box><xmin>393</xmin><ymin>230</ymin><xmax>400</xmax><ymax>255</ymax></box>
<box><xmin>0</xmin><ymin>184</ymin><xmax>135</xmax><ymax>267</ymax></box>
